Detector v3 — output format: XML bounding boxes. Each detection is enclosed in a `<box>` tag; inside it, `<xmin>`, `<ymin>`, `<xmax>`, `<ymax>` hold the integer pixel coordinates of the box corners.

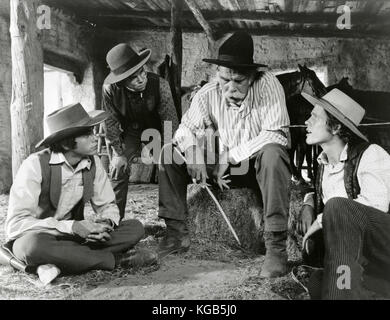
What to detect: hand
<box><xmin>212</xmin><ymin>152</ymin><xmax>231</xmax><ymax>190</ymax></box>
<box><xmin>185</xmin><ymin>146</ymin><xmax>208</xmax><ymax>185</ymax></box>
<box><xmin>94</xmin><ymin>218</ymin><xmax>114</xmax><ymax>229</ymax></box>
<box><xmin>297</xmin><ymin>204</ymin><xmax>315</xmax><ymax>236</ymax></box>
<box><xmin>302</xmin><ymin>219</ymin><xmax>322</xmax><ymax>254</ymax></box>
<box><xmin>110</xmin><ymin>156</ymin><xmax>128</xmax><ymax>180</ymax></box>
<box><xmin>86</xmin><ymin>231</ymin><xmax>112</xmax><ymax>243</ymax></box>
<box><xmin>140</xmin><ymin>144</ymin><xmax>154</xmax><ymax>165</ymax></box>
<box><xmin>72</xmin><ymin>220</ymin><xmax>114</xmax><ymax>239</ymax></box>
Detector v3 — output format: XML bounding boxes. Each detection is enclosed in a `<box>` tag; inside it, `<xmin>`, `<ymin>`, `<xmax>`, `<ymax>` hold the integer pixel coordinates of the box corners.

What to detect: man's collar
<box><xmin>317</xmin><ymin>143</ymin><xmax>349</xmax><ymax>165</ymax></box>
<box><xmin>49</xmin><ymin>152</ymin><xmax>92</xmax><ymax>171</ymax></box>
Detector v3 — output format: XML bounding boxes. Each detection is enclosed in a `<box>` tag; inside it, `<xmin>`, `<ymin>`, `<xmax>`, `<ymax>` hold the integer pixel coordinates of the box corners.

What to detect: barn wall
<box><xmin>0</xmin><ymin>7</ymin><xmax>98</xmax><ymax>193</ymax></box>
<box><xmin>103</xmin><ymin>29</ymin><xmax>390</xmax><ymax>92</ymax></box>
<box><xmin>0</xmin><ymin>14</ymin><xmax>12</xmax><ymax>194</ymax></box>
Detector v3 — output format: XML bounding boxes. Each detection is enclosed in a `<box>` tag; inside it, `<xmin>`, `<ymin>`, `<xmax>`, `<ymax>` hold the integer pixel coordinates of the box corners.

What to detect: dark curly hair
<box><xmin>325</xmin><ymin>111</ymin><xmax>365</xmax><ymax>144</ymax></box>
<box><xmin>48</xmin><ymin>127</ymin><xmax>94</xmax><ymax>153</ymax></box>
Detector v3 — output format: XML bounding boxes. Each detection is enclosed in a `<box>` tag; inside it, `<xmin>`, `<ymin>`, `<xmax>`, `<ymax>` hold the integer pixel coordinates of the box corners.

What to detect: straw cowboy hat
<box><xmin>203</xmin><ymin>31</ymin><xmax>267</xmax><ymax>69</ymax></box>
<box><xmin>302</xmin><ymin>88</ymin><xmax>368</xmax><ymax>142</ymax></box>
<box><xmin>104</xmin><ymin>43</ymin><xmax>151</xmax><ymax>84</ymax></box>
<box><xmin>36</xmin><ymin>103</ymin><xmax>108</xmax><ymax>148</ymax></box>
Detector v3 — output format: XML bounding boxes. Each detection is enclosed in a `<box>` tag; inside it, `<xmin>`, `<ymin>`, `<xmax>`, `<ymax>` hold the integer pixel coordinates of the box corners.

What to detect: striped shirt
<box><xmin>173</xmin><ymin>71</ymin><xmax>290</xmax><ymax>163</ymax></box>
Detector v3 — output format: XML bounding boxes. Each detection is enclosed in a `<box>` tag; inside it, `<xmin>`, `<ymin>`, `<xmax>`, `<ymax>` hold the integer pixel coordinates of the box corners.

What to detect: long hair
<box><xmin>325</xmin><ymin>111</ymin><xmax>364</xmax><ymax>145</ymax></box>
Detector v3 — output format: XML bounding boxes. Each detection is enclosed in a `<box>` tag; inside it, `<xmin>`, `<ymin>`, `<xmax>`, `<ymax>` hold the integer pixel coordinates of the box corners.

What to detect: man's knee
<box><xmin>255</xmin><ymin>144</ymin><xmax>290</xmax><ymax>171</ymax></box>
<box><xmin>13</xmin><ymin>233</ymin><xmax>52</xmax><ymax>264</ymax></box>
<box><xmin>323</xmin><ymin>197</ymin><xmax>352</xmax><ymax>228</ymax></box>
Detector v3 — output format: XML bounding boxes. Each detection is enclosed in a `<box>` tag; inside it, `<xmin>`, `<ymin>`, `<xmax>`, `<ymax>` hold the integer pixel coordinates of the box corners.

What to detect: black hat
<box><xmin>203</xmin><ymin>31</ymin><xmax>267</xmax><ymax>69</ymax></box>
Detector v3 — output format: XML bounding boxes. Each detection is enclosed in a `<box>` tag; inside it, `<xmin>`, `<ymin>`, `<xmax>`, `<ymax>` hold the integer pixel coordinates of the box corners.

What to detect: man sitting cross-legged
<box><xmin>297</xmin><ymin>89</ymin><xmax>390</xmax><ymax>299</ymax></box>
<box><xmin>158</xmin><ymin>31</ymin><xmax>292</xmax><ymax>278</ymax></box>
<box><xmin>4</xmin><ymin>103</ymin><xmax>157</xmax><ymax>275</ymax></box>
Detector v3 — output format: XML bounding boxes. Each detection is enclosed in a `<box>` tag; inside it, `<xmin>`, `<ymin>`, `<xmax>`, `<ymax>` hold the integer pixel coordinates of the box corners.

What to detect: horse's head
<box><xmin>298</xmin><ymin>64</ymin><xmax>327</xmax><ymax>98</ymax></box>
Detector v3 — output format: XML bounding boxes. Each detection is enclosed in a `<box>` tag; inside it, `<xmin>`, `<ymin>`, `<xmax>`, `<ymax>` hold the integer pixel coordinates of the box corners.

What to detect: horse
<box><xmin>277</xmin><ymin>64</ymin><xmax>327</xmax><ymax>184</ymax></box>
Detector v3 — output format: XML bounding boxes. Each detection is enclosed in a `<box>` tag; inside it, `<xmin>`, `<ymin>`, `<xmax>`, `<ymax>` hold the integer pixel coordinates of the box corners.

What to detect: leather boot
<box><xmin>157</xmin><ymin>218</ymin><xmax>190</xmax><ymax>258</ymax></box>
<box><xmin>260</xmin><ymin>231</ymin><xmax>288</xmax><ymax>278</ymax></box>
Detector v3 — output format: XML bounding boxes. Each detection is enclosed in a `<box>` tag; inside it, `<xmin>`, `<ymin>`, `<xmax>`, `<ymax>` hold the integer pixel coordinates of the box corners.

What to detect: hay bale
<box><xmin>187</xmin><ymin>184</ymin><xmax>309</xmax><ymax>257</ymax></box>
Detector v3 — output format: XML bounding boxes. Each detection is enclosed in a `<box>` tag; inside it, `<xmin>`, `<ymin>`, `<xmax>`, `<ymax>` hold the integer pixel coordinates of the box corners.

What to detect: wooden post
<box><xmin>10</xmin><ymin>0</ymin><xmax>44</xmax><ymax>177</ymax></box>
<box><xmin>170</xmin><ymin>0</ymin><xmax>183</xmax><ymax>119</ymax></box>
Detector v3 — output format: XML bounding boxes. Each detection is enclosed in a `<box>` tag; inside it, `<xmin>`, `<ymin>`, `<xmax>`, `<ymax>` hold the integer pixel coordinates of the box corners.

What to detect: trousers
<box><xmin>158</xmin><ymin>143</ymin><xmax>291</xmax><ymax>232</ymax></box>
<box><xmin>309</xmin><ymin>197</ymin><xmax>390</xmax><ymax>299</ymax></box>
<box><xmin>12</xmin><ymin>219</ymin><xmax>144</xmax><ymax>274</ymax></box>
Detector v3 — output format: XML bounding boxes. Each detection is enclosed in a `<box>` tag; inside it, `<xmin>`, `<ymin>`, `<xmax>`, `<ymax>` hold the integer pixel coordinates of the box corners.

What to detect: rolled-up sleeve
<box><xmin>90</xmin><ymin>156</ymin><xmax>120</xmax><ymax>226</ymax></box>
<box><xmin>229</xmin><ymin>74</ymin><xmax>290</xmax><ymax>163</ymax></box>
<box><xmin>173</xmin><ymin>91</ymin><xmax>211</xmax><ymax>153</ymax></box>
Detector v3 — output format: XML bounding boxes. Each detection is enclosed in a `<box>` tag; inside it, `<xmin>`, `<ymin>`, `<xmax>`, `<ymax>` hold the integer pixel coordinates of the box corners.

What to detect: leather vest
<box><xmin>36</xmin><ymin>149</ymin><xmax>96</xmax><ymax>221</ymax></box>
<box><xmin>314</xmin><ymin>142</ymin><xmax>370</xmax><ymax>215</ymax></box>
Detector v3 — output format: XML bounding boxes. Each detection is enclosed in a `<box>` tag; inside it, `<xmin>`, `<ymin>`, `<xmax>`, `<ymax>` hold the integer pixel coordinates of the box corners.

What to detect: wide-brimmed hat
<box><xmin>104</xmin><ymin>43</ymin><xmax>151</xmax><ymax>84</ymax></box>
<box><xmin>301</xmin><ymin>89</ymin><xmax>368</xmax><ymax>142</ymax></box>
<box><xmin>203</xmin><ymin>31</ymin><xmax>267</xmax><ymax>69</ymax></box>
<box><xmin>36</xmin><ymin>103</ymin><xmax>108</xmax><ymax>148</ymax></box>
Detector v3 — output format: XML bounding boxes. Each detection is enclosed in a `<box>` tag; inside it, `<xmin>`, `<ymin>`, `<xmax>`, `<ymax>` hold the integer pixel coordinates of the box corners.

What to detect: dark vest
<box><xmin>314</xmin><ymin>142</ymin><xmax>371</xmax><ymax>215</ymax></box>
<box><xmin>36</xmin><ymin>149</ymin><xmax>96</xmax><ymax>221</ymax></box>
<box><xmin>109</xmin><ymin>72</ymin><xmax>162</xmax><ymax>138</ymax></box>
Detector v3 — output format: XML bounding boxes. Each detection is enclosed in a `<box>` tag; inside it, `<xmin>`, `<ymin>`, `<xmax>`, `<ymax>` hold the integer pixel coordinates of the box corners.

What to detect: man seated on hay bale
<box><xmin>158</xmin><ymin>31</ymin><xmax>292</xmax><ymax>278</ymax></box>
<box><xmin>2</xmin><ymin>103</ymin><xmax>157</xmax><ymax>276</ymax></box>
<box><xmin>102</xmin><ymin>43</ymin><xmax>179</xmax><ymax>219</ymax></box>
<box><xmin>297</xmin><ymin>89</ymin><xmax>390</xmax><ymax>299</ymax></box>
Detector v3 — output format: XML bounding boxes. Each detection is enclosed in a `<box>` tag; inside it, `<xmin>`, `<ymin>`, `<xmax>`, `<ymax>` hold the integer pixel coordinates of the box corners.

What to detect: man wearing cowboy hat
<box><xmin>102</xmin><ymin>43</ymin><xmax>179</xmax><ymax>219</ymax></box>
<box><xmin>4</xmin><ymin>103</ymin><xmax>157</xmax><ymax>275</ymax></box>
<box><xmin>158</xmin><ymin>31</ymin><xmax>292</xmax><ymax>278</ymax></box>
<box><xmin>297</xmin><ymin>89</ymin><xmax>390</xmax><ymax>299</ymax></box>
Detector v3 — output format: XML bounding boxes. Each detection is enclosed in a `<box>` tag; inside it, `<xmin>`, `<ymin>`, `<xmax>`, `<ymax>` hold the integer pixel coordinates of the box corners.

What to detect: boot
<box><xmin>116</xmin><ymin>248</ymin><xmax>159</xmax><ymax>269</ymax></box>
<box><xmin>260</xmin><ymin>231</ymin><xmax>288</xmax><ymax>278</ymax></box>
<box><xmin>157</xmin><ymin>218</ymin><xmax>190</xmax><ymax>258</ymax></box>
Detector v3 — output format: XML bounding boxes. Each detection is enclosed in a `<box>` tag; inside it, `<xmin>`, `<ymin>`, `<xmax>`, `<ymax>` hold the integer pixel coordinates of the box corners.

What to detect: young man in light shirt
<box><xmin>4</xmin><ymin>103</ymin><xmax>156</xmax><ymax>275</ymax></box>
<box><xmin>158</xmin><ymin>31</ymin><xmax>291</xmax><ymax>278</ymax></box>
<box><xmin>298</xmin><ymin>89</ymin><xmax>390</xmax><ymax>299</ymax></box>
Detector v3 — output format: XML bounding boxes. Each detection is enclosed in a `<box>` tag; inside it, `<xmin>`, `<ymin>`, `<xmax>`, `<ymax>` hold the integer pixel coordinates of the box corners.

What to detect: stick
<box><xmin>173</xmin><ymin>147</ymin><xmax>242</xmax><ymax>246</ymax></box>
<box><xmin>283</xmin><ymin>122</ymin><xmax>390</xmax><ymax>128</ymax></box>
<box><xmin>204</xmin><ymin>185</ymin><xmax>242</xmax><ymax>246</ymax></box>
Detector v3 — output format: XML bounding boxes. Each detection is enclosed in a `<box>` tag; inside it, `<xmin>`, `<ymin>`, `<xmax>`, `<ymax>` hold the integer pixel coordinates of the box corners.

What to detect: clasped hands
<box><xmin>72</xmin><ymin>219</ymin><xmax>114</xmax><ymax>244</ymax></box>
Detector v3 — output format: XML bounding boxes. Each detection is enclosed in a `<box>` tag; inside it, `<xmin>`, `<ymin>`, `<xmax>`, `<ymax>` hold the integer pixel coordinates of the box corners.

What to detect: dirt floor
<box><xmin>0</xmin><ymin>184</ymin><xmax>310</xmax><ymax>300</ymax></box>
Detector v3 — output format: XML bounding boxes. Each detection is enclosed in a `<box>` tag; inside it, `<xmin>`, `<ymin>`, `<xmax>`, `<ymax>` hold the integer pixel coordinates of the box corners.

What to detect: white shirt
<box><xmin>6</xmin><ymin>152</ymin><xmax>120</xmax><ymax>241</ymax></box>
<box><xmin>304</xmin><ymin>144</ymin><xmax>390</xmax><ymax>227</ymax></box>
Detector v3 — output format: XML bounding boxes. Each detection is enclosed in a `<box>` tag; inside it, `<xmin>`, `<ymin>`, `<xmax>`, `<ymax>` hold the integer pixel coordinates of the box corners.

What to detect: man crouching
<box><xmin>4</xmin><ymin>103</ymin><xmax>157</xmax><ymax>275</ymax></box>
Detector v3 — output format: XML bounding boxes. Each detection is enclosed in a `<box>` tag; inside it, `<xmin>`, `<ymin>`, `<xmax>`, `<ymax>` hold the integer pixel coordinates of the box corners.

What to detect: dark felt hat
<box><xmin>36</xmin><ymin>103</ymin><xmax>107</xmax><ymax>148</ymax></box>
<box><xmin>203</xmin><ymin>31</ymin><xmax>267</xmax><ymax>69</ymax></box>
<box><xmin>104</xmin><ymin>43</ymin><xmax>151</xmax><ymax>84</ymax></box>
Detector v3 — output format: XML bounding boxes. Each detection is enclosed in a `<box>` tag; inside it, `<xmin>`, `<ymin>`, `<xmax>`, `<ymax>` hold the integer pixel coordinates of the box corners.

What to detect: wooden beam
<box><xmin>170</xmin><ymin>0</ymin><xmax>183</xmax><ymax>119</ymax></box>
<box><xmin>183</xmin><ymin>0</ymin><xmax>216</xmax><ymax>41</ymax></box>
<box><xmin>87</xmin><ymin>10</ymin><xmax>390</xmax><ymax>25</ymax></box>
<box><xmin>10</xmin><ymin>0</ymin><xmax>44</xmax><ymax>177</ymax></box>
<box><xmin>44</xmin><ymin>50</ymin><xmax>85</xmax><ymax>83</ymax></box>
